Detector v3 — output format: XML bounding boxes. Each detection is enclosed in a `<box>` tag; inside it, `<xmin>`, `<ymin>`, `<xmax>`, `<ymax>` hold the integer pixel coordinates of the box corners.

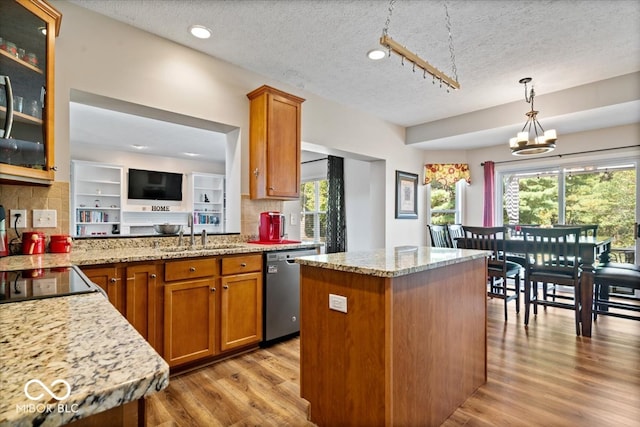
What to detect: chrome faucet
<box><xmin>178</xmin><ymin>229</ymin><xmax>184</xmax><ymax>247</ymax></box>
<box><xmin>188</xmin><ymin>213</ymin><xmax>195</xmax><ymax>246</ymax></box>
<box><xmin>201</xmin><ymin>229</ymin><xmax>207</xmax><ymax>247</ymax></box>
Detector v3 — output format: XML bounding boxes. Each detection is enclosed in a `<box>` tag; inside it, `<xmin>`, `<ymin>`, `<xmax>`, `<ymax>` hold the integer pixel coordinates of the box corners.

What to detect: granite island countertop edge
<box><xmin>295</xmin><ymin>247</ymin><xmax>490</xmax><ymax>278</ymax></box>
<box><xmin>0</xmin><ymin>293</ymin><xmax>169</xmax><ymax>427</ymax></box>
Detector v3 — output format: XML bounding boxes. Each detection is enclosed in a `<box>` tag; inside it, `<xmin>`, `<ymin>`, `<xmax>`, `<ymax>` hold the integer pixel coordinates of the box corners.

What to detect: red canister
<box><xmin>50</xmin><ymin>235</ymin><xmax>72</xmax><ymax>253</ymax></box>
<box><xmin>22</xmin><ymin>231</ymin><xmax>46</xmax><ymax>255</ymax></box>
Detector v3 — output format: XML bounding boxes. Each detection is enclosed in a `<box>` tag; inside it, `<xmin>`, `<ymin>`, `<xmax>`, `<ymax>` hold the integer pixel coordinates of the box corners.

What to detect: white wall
<box><xmin>52</xmin><ymin>0</ymin><xmax>427</xmax><ymax>248</ymax></box>
<box><xmin>345</xmin><ymin>158</ymin><xmax>377</xmax><ymax>251</ymax></box>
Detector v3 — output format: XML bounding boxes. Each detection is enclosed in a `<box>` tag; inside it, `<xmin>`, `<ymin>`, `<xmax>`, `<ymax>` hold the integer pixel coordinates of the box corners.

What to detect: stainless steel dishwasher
<box><xmin>263</xmin><ymin>248</ymin><xmax>318</xmax><ymax>344</ymax></box>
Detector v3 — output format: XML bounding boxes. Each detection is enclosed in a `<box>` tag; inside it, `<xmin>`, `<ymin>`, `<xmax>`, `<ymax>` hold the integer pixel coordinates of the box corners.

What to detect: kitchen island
<box><xmin>296</xmin><ymin>246</ymin><xmax>489</xmax><ymax>427</ymax></box>
<box><xmin>0</xmin><ymin>292</ymin><xmax>169</xmax><ymax>426</ymax></box>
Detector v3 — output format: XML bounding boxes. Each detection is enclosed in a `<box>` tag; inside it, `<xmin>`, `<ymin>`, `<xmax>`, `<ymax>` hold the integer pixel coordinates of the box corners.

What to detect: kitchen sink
<box><xmin>160</xmin><ymin>243</ymin><xmax>244</xmax><ymax>252</ymax></box>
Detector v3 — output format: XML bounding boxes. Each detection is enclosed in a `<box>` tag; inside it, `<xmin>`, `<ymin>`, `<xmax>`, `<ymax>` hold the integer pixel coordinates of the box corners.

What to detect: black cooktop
<box><xmin>0</xmin><ymin>266</ymin><xmax>104</xmax><ymax>304</ymax></box>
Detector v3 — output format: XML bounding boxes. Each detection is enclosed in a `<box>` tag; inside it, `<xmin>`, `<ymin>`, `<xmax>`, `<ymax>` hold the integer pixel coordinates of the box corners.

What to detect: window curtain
<box><xmin>483</xmin><ymin>161</ymin><xmax>495</xmax><ymax>226</ymax></box>
<box><xmin>326</xmin><ymin>155</ymin><xmax>346</xmax><ymax>253</ymax></box>
<box><xmin>424</xmin><ymin>163</ymin><xmax>471</xmax><ymax>186</ymax></box>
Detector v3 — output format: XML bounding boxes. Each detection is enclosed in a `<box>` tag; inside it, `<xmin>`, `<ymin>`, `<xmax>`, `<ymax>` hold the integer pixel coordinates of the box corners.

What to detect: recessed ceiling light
<box><xmin>367</xmin><ymin>49</ymin><xmax>386</xmax><ymax>60</ymax></box>
<box><xmin>183</xmin><ymin>152</ymin><xmax>200</xmax><ymax>157</ymax></box>
<box><xmin>131</xmin><ymin>144</ymin><xmax>147</xmax><ymax>150</ymax></box>
<box><xmin>189</xmin><ymin>25</ymin><xmax>211</xmax><ymax>39</ymax></box>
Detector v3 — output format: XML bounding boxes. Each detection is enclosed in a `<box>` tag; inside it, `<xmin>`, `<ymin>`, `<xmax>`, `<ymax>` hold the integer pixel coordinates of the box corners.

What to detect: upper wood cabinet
<box><xmin>0</xmin><ymin>0</ymin><xmax>61</xmax><ymax>184</ymax></box>
<box><xmin>247</xmin><ymin>85</ymin><xmax>304</xmax><ymax>200</ymax></box>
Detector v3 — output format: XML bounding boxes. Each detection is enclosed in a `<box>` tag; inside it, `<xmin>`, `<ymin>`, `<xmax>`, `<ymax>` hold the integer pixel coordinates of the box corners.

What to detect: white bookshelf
<box><xmin>71</xmin><ymin>160</ymin><xmax>124</xmax><ymax>237</ymax></box>
<box><xmin>191</xmin><ymin>172</ymin><xmax>225</xmax><ymax>232</ymax></box>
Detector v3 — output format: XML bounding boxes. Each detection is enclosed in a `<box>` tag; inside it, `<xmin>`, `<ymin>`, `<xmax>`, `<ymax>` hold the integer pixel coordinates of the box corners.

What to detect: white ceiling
<box><xmin>68</xmin><ymin>0</ymin><xmax>640</xmax><ymax>155</ymax></box>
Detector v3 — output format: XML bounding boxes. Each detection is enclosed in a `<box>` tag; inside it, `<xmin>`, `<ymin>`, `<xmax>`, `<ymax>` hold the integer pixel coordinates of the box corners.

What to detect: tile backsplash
<box><xmin>241</xmin><ymin>194</ymin><xmax>283</xmax><ymax>238</ymax></box>
<box><xmin>0</xmin><ymin>182</ymin><xmax>70</xmax><ymax>242</ymax></box>
<box><xmin>0</xmin><ymin>184</ymin><xmax>283</xmax><ymax>246</ymax></box>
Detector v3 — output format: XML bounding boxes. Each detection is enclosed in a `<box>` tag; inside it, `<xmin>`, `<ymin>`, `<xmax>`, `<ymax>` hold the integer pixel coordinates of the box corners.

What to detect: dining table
<box><xmin>457</xmin><ymin>233</ymin><xmax>612</xmax><ymax>337</ymax></box>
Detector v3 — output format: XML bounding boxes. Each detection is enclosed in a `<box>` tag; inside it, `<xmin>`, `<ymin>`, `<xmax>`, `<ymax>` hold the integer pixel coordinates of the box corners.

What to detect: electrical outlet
<box><xmin>10</xmin><ymin>210</ymin><xmax>27</xmax><ymax>228</ymax></box>
<box><xmin>33</xmin><ymin>209</ymin><xmax>57</xmax><ymax>228</ymax></box>
<box><xmin>329</xmin><ymin>293</ymin><xmax>347</xmax><ymax>313</ymax></box>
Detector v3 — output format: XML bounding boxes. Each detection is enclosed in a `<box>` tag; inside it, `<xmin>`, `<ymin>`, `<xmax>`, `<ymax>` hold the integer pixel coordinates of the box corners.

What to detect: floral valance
<box><xmin>424</xmin><ymin>163</ymin><xmax>471</xmax><ymax>186</ymax></box>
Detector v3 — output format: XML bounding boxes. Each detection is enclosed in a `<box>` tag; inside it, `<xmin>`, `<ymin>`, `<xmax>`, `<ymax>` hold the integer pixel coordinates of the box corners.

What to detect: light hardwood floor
<box><xmin>147</xmin><ymin>298</ymin><xmax>640</xmax><ymax>426</ymax></box>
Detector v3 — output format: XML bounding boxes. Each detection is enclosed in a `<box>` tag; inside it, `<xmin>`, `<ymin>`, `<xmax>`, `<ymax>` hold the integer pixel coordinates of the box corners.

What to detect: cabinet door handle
<box><xmin>223</xmin><ymin>284</ymin><xmax>229</xmax><ymax>290</ymax></box>
<box><xmin>269</xmin><ymin>186</ymin><xmax>275</xmax><ymax>191</ymax></box>
<box><xmin>109</xmin><ymin>277</ymin><xmax>117</xmax><ymax>283</ymax></box>
<box><xmin>189</xmin><ymin>267</ymin><xmax>196</xmax><ymax>272</ymax></box>
<box><xmin>240</xmin><ymin>263</ymin><xmax>247</xmax><ymax>267</ymax></box>
<box><xmin>253</xmin><ymin>168</ymin><xmax>259</xmax><ymax>178</ymax></box>
<box><xmin>150</xmin><ymin>274</ymin><xmax>157</xmax><ymax>279</ymax></box>
<box><xmin>211</xmin><ymin>287</ymin><xmax>216</xmax><ymax>292</ymax></box>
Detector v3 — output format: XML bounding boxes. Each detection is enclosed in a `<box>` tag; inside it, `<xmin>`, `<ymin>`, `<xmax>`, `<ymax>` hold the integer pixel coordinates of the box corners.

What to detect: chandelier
<box><xmin>509</xmin><ymin>77</ymin><xmax>557</xmax><ymax>156</ymax></box>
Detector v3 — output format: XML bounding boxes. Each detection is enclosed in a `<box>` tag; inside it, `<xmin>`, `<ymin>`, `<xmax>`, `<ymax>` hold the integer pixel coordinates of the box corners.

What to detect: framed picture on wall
<box><xmin>395</xmin><ymin>170</ymin><xmax>418</xmax><ymax>219</ymax></box>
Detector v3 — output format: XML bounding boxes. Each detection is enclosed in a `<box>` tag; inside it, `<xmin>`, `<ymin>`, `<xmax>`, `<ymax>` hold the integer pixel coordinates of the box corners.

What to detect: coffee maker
<box><xmin>258</xmin><ymin>211</ymin><xmax>285</xmax><ymax>243</ymax></box>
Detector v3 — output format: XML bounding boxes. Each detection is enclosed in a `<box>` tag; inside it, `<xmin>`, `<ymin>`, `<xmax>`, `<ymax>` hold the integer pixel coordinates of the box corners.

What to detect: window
<box><xmin>428</xmin><ymin>179</ymin><xmax>465</xmax><ymax>224</ymax></box>
<box><xmin>300</xmin><ymin>179</ymin><xmax>327</xmax><ymax>242</ymax></box>
<box><xmin>499</xmin><ymin>162</ymin><xmax>637</xmax><ymax>249</ymax></box>
<box><xmin>503</xmin><ymin>171</ymin><xmax>559</xmax><ymax>225</ymax></box>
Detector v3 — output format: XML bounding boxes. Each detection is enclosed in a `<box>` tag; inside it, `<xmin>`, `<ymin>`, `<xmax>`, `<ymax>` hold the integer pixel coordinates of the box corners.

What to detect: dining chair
<box><xmin>463</xmin><ymin>226</ymin><xmax>521</xmax><ymax>321</ymax></box>
<box><xmin>447</xmin><ymin>224</ymin><xmax>464</xmax><ymax>247</ymax></box>
<box><xmin>521</xmin><ymin>226</ymin><xmax>582</xmax><ymax>335</ymax></box>
<box><xmin>427</xmin><ymin>224</ymin><xmax>452</xmax><ymax>248</ymax></box>
<box><xmin>594</xmin><ymin>262</ymin><xmax>640</xmax><ymax>321</ymax></box>
<box><xmin>553</xmin><ymin>224</ymin><xmax>598</xmax><ymax>239</ymax></box>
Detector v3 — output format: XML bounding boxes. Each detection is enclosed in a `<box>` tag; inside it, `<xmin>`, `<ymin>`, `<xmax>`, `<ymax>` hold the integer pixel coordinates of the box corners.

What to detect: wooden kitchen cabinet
<box><xmin>81</xmin><ymin>265</ymin><xmax>125</xmax><ymax>315</ymax></box>
<box><xmin>0</xmin><ymin>0</ymin><xmax>62</xmax><ymax>184</ymax></box>
<box><xmin>163</xmin><ymin>256</ymin><xmax>219</xmax><ymax>367</ymax></box>
<box><xmin>220</xmin><ymin>254</ymin><xmax>263</xmax><ymax>351</ymax></box>
<box><xmin>81</xmin><ymin>262</ymin><xmax>159</xmax><ymax>351</ymax></box>
<box><xmin>247</xmin><ymin>85</ymin><xmax>304</xmax><ymax>200</ymax></box>
<box><xmin>164</xmin><ymin>278</ymin><xmax>217</xmax><ymax>366</ymax></box>
<box><xmin>125</xmin><ymin>264</ymin><xmax>158</xmax><ymax>347</ymax></box>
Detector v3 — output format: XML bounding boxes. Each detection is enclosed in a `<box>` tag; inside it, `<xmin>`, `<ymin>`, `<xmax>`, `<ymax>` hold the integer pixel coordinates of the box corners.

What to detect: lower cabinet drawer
<box><xmin>221</xmin><ymin>254</ymin><xmax>263</xmax><ymax>275</ymax></box>
<box><xmin>165</xmin><ymin>257</ymin><xmax>218</xmax><ymax>281</ymax></box>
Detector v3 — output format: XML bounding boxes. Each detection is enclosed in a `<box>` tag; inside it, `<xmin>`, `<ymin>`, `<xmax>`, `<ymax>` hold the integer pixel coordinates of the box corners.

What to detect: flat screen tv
<box><xmin>127</xmin><ymin>168</ymin><xmax>183</xmax><ymax>201</ymax></box>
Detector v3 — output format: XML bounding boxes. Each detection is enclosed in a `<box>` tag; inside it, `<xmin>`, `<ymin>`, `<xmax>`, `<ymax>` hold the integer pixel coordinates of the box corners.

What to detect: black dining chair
<box><xmin>522</xmin><ymin>226</ymin><xmax>582</xmax><ymax>335</ymax></box>
<box><xmin>447</xmin><ymin>224</ymin><xmax>464</xmax><ymax>247</ymax></box>
<box><xmin>594</xmin><ymin>262</ymin><xmax>640</xmax><ymax>321</ymax></box>
<box><xmin>553</xmin><ymin>224</ymin><xmax>598</xmax><ymax>239</ymax></box>
<box><xmin>463</xmin><ymin>226</ymin><xmax>521</xmax><ymax>321</ymax></box>
<box><xmin>427</xmin><ymin>224</ymin><xmax>452</xmax><ymax>248</ymax></box>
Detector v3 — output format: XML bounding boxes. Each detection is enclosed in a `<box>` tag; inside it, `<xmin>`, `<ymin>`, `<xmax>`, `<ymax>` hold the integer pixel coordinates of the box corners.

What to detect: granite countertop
<box><xmin>295</xmin><ymin>246</ymin><xmax>490</xmax><ymax>278</ymax></box>
<box><xmin>0</xmin><ymin>293</ymin><xmax>169</xmax><ymax>427</ymax></box>
<box><xmin>0</xmin><ymin>241</ymin><xmax>321</xmax><ymax>271</ymax></box>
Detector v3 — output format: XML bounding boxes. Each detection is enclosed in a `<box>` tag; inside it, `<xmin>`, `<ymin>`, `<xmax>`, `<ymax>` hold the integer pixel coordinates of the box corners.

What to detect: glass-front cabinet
<box><xmin>0</xmin><ymin>0</ymin><xmax>61</xmax><ymax>184</ymax></box>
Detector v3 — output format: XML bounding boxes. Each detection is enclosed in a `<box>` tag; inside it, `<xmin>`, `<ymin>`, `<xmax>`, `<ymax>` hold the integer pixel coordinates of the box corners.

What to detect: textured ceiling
<box><xmin>68</xmin><ymin>0</ymin><xmax>640</xmax><ymax>153</ymax></box>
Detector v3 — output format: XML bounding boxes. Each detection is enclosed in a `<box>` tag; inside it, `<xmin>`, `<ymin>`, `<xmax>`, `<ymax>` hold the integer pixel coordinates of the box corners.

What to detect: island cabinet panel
<box><xmin>164</xmin><ymin>278</ymin><xmax>217</xmax><ymax>366</ymax></box>
<box><xmin>247</xmin><ymin>85</ymin><xmax>304</xmax><ymax>200</ymax></box>
<box><xmin>300</xmin><ymin>257</ymin><xmax>488</xmax><ymax>427</ymax></box>
<box><xmin>300</xmin><ymin>267</ymin><xmax>386</xmax><ymax>427</ymax></box>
